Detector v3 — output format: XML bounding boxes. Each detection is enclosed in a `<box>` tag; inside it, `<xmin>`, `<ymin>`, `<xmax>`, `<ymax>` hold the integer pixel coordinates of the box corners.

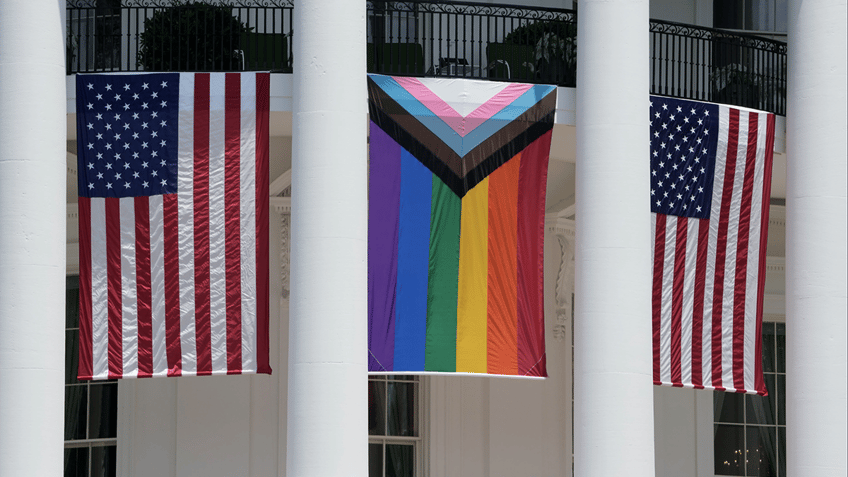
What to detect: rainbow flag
<box><xmin>368</xmin><ymin>75</ymin><xmax>556</xmax><ymax>377</ymax></box>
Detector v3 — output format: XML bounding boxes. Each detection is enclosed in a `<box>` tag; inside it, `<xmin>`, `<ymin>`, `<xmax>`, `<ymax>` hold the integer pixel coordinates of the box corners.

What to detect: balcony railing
<box><xmin>66</xmin><ymin>0</ymin><xmax>787</xmax><ymax>115</ymax></box>
<box><xmin>650</xmin><ymin>20</ymin><xmax>787</xmax><ymax>116</ymax></box>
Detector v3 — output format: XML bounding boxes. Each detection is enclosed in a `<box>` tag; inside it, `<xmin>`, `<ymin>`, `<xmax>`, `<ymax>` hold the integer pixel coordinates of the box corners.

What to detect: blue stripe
<box><xmin>393</xmin><ymin>149</ymin><xmax>432</xmax><ymax>371</ymax></box>
<box><xmin>458</xmin><ymin>85</ymin><xmax>556</xmax><ymax>155</ymax></box>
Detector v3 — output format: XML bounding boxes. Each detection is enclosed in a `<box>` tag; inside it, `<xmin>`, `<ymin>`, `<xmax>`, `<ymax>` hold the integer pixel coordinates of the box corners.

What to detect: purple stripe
<box><xmin>368</xmin><ymin>122</ymin><xmax>402</xmax><ymax>371</ymax></box>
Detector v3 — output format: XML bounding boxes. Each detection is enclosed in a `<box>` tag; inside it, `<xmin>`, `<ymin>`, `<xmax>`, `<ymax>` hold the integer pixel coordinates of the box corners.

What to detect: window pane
<box><xmin>91</xmin><ymin>445</ymin><xmax>117</xmax><ymax>477</ymax></box>
<box><xmin>715</xmin><ymin>391</ymin><xmax>744</xmax><ymax>423</ymax></box>
<box><xmin>775</xmin><ymin>323</ymin><xmax>785</xmax><ymax>373</ymax></box>
<box><xmin>66</xmin><ymin>277</ymin><xmax>80</xmax><ymax>329</ymax></box>
<box><xmin>776</xmin><ymin>374</ymin><xmax>785</xmax><ymax>425</ymax></box>
<box><xmin>89</xmin><ymin>383</ymin><xmax>118</xmax><ymax>439</ymax></box>
<box><xmin>65</xmin><ymin>385</ymin><xmax>88</xmax><ymax>440</ymax></box>
<box><xmin>369</xmin><ymin>380</ymin><xmax>386</xmax><ymax>436</ymax></box>
<box><xmin>761</xmin><ymin>322</ymin><xmax>775</xmax><ymax>373</ymax></box>
<box><xmin>746</xmin><ymin>426</ymin><xmax>777</xmax><ymax>476</ymax></box>
<box><xmin>715</xmin><ymin>424</ymin><xmax>745</xmax><ymax>476</ymax></box>
<box><xmin>386</xmin><ymin>444</ymin><xmax>415</xmax><ymax>477</ymax></box>
<box><xmin>388</xmin><ymin>375</ymin><xmax>415</xmax><ymax>381</ymax></box>
<box><xmin>66</xmin><ymin>329</ymin><xmax>81</xmax><ymax>384</ymax></box>
<box><xmin>64</xmin><ymin>447</ymin><xmax>89</xmax><ymax>477</ymax></box>
<box><xmin>369</xmin><ymin>443</ymin><xmax>384</xmax><ymax>477</ymax></box>
<box><xmin>747</xmin><ymin>374</ymin><xmax>776</xmax><ymax>425</ymax></box>
<box><xmin>388</xmin><ymin>382</ymin><xmax>417</xmax><ymax>437</ymax></box>
<box><xmin>778</xmin><ymin>427</ymin><xmax>786</xmax><ymax>477</ymax></box>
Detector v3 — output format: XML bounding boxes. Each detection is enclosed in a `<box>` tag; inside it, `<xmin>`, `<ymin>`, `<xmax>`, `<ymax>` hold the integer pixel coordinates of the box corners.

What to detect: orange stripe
<box><xmin>487</xmin><ymin>154</ymin><xmax>521</xmax><ymax>375</ymax></box>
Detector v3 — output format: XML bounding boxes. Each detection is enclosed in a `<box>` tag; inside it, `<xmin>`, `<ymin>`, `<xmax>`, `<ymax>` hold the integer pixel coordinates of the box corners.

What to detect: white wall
<box><xmin>113</xmin><ymin>196</ymin><xmax>288</xmax><ymax>477</ymax></box>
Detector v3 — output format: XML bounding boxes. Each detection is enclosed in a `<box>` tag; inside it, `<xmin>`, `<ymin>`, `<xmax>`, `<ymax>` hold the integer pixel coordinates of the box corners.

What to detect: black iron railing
<box><xmin>650</xmin><ymin>20</ymin><xmax>787</xmax><ymax>115</ymax></box>
<box><xmin>66</xmin><ymin>1</ymin><xmax>787</xmax><ymax>115</ymax></box>
<box><xmin>66</xmin><ymin>0</ymin><xmax>294</xmax><ymax>73</ymax></box>
<box><xmin>366</xmin><ymin>1</ymin><xmax>576</xmax><ymax>86</ymax></box>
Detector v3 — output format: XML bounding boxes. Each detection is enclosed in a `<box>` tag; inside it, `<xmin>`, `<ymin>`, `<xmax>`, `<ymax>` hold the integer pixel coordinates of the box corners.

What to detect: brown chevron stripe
<box><xmin>368</xmin><ymin>77</ymin><xmax>556</xmax><ymax>197</ymax></box>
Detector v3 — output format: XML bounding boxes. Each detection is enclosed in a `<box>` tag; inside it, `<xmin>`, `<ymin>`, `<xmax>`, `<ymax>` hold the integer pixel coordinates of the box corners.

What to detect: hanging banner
<box><xmin>368</xmin><ymin>74</ymin><xmax>556</xmax><ymax>377</ymax></box>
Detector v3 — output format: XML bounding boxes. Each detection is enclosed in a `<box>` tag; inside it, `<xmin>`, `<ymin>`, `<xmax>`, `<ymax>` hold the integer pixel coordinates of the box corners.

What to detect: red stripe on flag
<box><xmin>163</xmin><ymin>193</ymin><xmax>182</xmax><ymax>376</ymax></box>
<box><xmin>732</xmin><ymin>112</ymin><xmax>758</xmax><ymax>390</ymax></box>
<box><xmin>690</xmin><ymin>218</ymin><xmax>710</xmax><ymax>389</ymax></box>
<box><xmin>224</xmin><ymin>73</ymin><xmax>243</xmax><ymax>374</ymax></box>
<box><xmin>652</xmin><ymin>214</ymin><xmax>666</xmax><ymax>385</ymax></box>
<box><xmin>78</xmin><ymin>197</ymin><xmax>94</xmax><ymax>380</ymax></box>
<box><xmin>712</xmin><ymin>108</ymin><xmax>740</xmax><ymax>390</ymax></box>
<box><xmin>255</xmin><ymin>73</ymin><xmax>271</xmax><ymax>374</ymax></box>
<box><xmin>671</xmin><ymin>217</ymin><xmax>687</xmax><ymax>386</ymax></box>
<box><xmin>194</xmin><ymin>73</ymin><xmax>212</xmax><ymax>376</ymax></box>
<box><xmin>135</xmin><ymin>197</ymin><xmax>153</xmax><ymax>378</ymax></box>
<box><xmin>515</xmin><ymin>131</ymin><xmax>551</xmax><ymax>376</ymax></box>
<box><xmin>753</xmin><ymin>114</ymin><xmax>775</xmax><ymax>395</ymax></box>
<box><xmin>105</xmin><ymin>198</ymin><xmax>123</xmax><ymax>379</ymax></box>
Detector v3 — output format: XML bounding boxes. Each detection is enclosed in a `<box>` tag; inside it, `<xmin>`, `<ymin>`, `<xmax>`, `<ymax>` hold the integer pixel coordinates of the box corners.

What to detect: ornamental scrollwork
<box><xmin>68</xmin><ymin>0</ymin><xmax>293</xmax><ymax>8</ymax></box>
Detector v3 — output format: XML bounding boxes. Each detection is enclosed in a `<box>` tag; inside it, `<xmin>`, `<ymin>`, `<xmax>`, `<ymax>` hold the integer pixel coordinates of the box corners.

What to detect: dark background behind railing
<box><xmin>66</xmin><ymin>0</ymin><xmax>786</xmax><ymax>115</ymax></box>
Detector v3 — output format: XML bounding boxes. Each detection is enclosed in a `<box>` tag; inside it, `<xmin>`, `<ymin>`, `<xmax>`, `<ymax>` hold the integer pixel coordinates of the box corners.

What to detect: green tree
<box><xmin>137</xmin><ymin>1</ymin><xmax>251</xmax><ymax>71</ymax></box>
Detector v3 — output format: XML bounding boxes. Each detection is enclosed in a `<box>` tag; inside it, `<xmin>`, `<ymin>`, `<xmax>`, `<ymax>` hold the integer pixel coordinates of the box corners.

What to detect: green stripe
<box><xmin>425</xmin><ymin>177</ymin><xmax>461</xmax><ymax>371</ymax></box>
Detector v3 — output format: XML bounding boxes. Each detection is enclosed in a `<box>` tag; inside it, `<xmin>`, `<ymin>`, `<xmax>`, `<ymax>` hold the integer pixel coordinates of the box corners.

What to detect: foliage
<box><xmin>503</xmin><ymin>20</ymin><xmax>576</xmax><ymax>47</ymax></box>
<box><xmin>504</xmin><ymin>20</ymin><xmax>576</xmax><ymax>83</ymax></box>
<box><xmin>137</xmin><ymin>1</ymin><xmax>251</xmax><ymax>71</ymax></box>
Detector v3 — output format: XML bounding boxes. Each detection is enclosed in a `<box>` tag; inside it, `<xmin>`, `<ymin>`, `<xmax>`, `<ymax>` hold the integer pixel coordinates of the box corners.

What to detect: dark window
<box><xmin>65</xmin><ymin>276</ymin><xmax>117</xmax><ymax>477</ymax></box>
<box><xmin>714</xmin><ymin>322</ymin><xmax>786</xmax><ymax>476</ymax></box>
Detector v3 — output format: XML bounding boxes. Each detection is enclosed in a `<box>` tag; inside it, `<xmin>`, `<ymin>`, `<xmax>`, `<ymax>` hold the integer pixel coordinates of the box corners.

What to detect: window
<box><xmin>368</xmin><ymin>375</ymin><xmax>423</xmax><ymax>477</ymax></box>
<box><xmin>65</xmin><ymin>276</ymin><xmax>118</xmax><ymax>477</ymax></box>
<box><xmin>714</xmin><ymin>0</ymin><xmax>788</xmax><ymax>33</ymax></box>
<box><xmin>714</xmin><ymin>322</ymin><xmax>786</xmax><ymax>476</ymax></box>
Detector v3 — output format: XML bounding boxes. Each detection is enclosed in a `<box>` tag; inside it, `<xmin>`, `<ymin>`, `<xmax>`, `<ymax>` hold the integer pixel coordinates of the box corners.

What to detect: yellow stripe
<box><xmin>455</xmin><ymin>177</ymin><xmax>488</xmax><ymax>373</ymax></box>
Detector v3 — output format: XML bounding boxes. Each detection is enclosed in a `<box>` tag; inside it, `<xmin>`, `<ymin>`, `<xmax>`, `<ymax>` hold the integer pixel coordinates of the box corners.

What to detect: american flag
<box><xmin>650</xmin><ymin>96</ymin><xmax>774</xmax><ymax>395</ymax></box>
<box><xmin>76</xmin><ymin>73</ymin><xmax>270</xmax><ymax>379</ymax></box>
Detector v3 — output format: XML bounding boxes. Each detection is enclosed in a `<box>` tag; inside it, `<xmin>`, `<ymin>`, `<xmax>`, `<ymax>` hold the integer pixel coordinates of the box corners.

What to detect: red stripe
<box><xmin>193</xmin><ymin>73</ymin><xmax>212</xmax><ymax>376</ymax></box>
<box><xmin>732</xmin><ymin>112</ymin><xmax>758</xmax><ymax>390</ymax></box>
<box><xmin>78</xmin><ymin>197</ymin><xmax>94</xmax><ymax>380</ymax></box>
<box><xmin>711</xmin><ymin>108</ymin><xmax>740</xmax><ymax>389</ymax></box>
<box><xmin>105</xmin><ymin>198</ymin><xmax>123</xmax><ymax>379</ymax></box>
<box><xmin>224</xmin><ymin>73</ymin><xmax>243</xmax><ymax>374</ymax></box>
<box><xmin>753</xmin><ymin>114</ymin><xmax>775</xmax><ymax>396</ymax></box>
<box><xmin>671</xmin><ymin>217</ymin><xmax>687</xmax><ymax>386</ymax></box>
<box><xmin>163</xmin><ymin>193</ymin><xmax>182</xmax><ymax>376</ymax></box>
<box><xmin>652</xmin><ymin>214</ymin><xmax>666</xmax><ymax>385</ymax></box>
<box><xmin>515</xmin><ymin>130</ymin><xmax>551</xmax><ymax>376</ymax></box>
<box><xmin>690</xmin><ymin>218</ymin><xmax>710</xmax><ymax>389</ymax></box>
<box><xmin>135</xmin><ymin>197</ymin><xmax>153</xmax><ymax>378</ymax></box>
<box><xmin>255</xmin><ymin>73</ymin><xmax>271</xmax><ymax>374</ymax></box>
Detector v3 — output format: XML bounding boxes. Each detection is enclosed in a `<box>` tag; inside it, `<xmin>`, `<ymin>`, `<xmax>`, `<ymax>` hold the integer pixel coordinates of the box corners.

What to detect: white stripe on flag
<box><xmin>120</xmin><ymin>198</ymin><xmax>139</xmax><ymax>378</ymax></box>
<box><xmin>240</xmin><ymin>72</ymin><xmax>257</xmax><ymax>372</ymax></box>
<box><xmin>744</xmin><ymin>112</ymin><xmax>768</xmax><ymax>392</ymax></box>
<box><xmin>208</xmin><ymin>73</ymin><xmax>228</xmax><ymax>374</ymax></box>
<box><xmin>680</xmin><ymin>217</ymin><xmax>699</xmax><ymax>385</ymax></box>
<box><xmin>91</xmin><ymin>198</ymin><xmax>109</xmax><ymax>380</ymax></box>
<box><xmin>721</xmin><ymin>110</ymin><xmax>748</xmax><ymax>390</ymax></box>
<box><xmin>660</xmin><ymin>215</ymin><xmax>676</xmax><ymax>385</ymax></box>
<box><xmin>149</xmin><ymin>194</ymin><xmax>169</xmax><ymax>377</ymax></box>
<box><xmin>703</xmin><ymin>106</ymin><xmax>730</xmax><ymax>387</ymax></box>
<box><xmin>178</xmin><ymin>72</ymin><xmax>197</xmax><ymax>375</ymax></box>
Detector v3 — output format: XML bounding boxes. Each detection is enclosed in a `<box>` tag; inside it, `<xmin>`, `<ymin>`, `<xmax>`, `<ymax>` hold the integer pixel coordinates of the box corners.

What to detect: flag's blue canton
<box><xmin>650</xmin><ymin>97</ymin><xmax>719</xmax><ymax>220</ymax></box>
<box><xmin>77</xmin><ymin>74</ymin><xmax>179</xmax><ymax>198</ymax></box>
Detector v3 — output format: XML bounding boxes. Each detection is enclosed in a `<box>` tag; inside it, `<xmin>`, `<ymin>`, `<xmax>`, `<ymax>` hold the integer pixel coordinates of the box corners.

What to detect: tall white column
<box><xmin>786</xmin><ymin>1</ymin><xmax>848</xmax><ymax>475</ymax></box>
<box><xmin>574</xmin><ymin>1</ymin><xmax>655</xmax><ymax>476</ymax></box>
<box><xmin>0</xmin><ymin>1</ymin><xmax>67</xmax><ymax>476</ymax></box>
<box><xmin>287</xmin><ymin>1</ymin><xmax>368</xmax><ymax>476</ymax></box>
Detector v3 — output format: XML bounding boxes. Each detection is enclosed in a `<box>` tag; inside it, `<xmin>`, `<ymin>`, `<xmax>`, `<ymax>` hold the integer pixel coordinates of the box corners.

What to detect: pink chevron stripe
<box><xmin>394</xmin><ymin>77</ymin><xmax>532</xmax><ymax>138</ymax></box>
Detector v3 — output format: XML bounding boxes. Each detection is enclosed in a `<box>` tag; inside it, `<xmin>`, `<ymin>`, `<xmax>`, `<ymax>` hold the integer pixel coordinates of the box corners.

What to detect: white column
<box><xmin>786</xmin><ymin>1</ymin><xmax>848</xmax><ymax>475</ymax></box>
<box><xmin>0</xmin><ymin>1</ymin><xmax>67</xmax><ymax>476</ymax></box>
<box><xmin>286</xmin><ymin>1</ymin><xmax>368</xmax><ymax>476</ymax></box>
<box><xmin>574</xmin><ymin>1</ymin><xmax>655</xmax><ymax>476</ymax></box>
